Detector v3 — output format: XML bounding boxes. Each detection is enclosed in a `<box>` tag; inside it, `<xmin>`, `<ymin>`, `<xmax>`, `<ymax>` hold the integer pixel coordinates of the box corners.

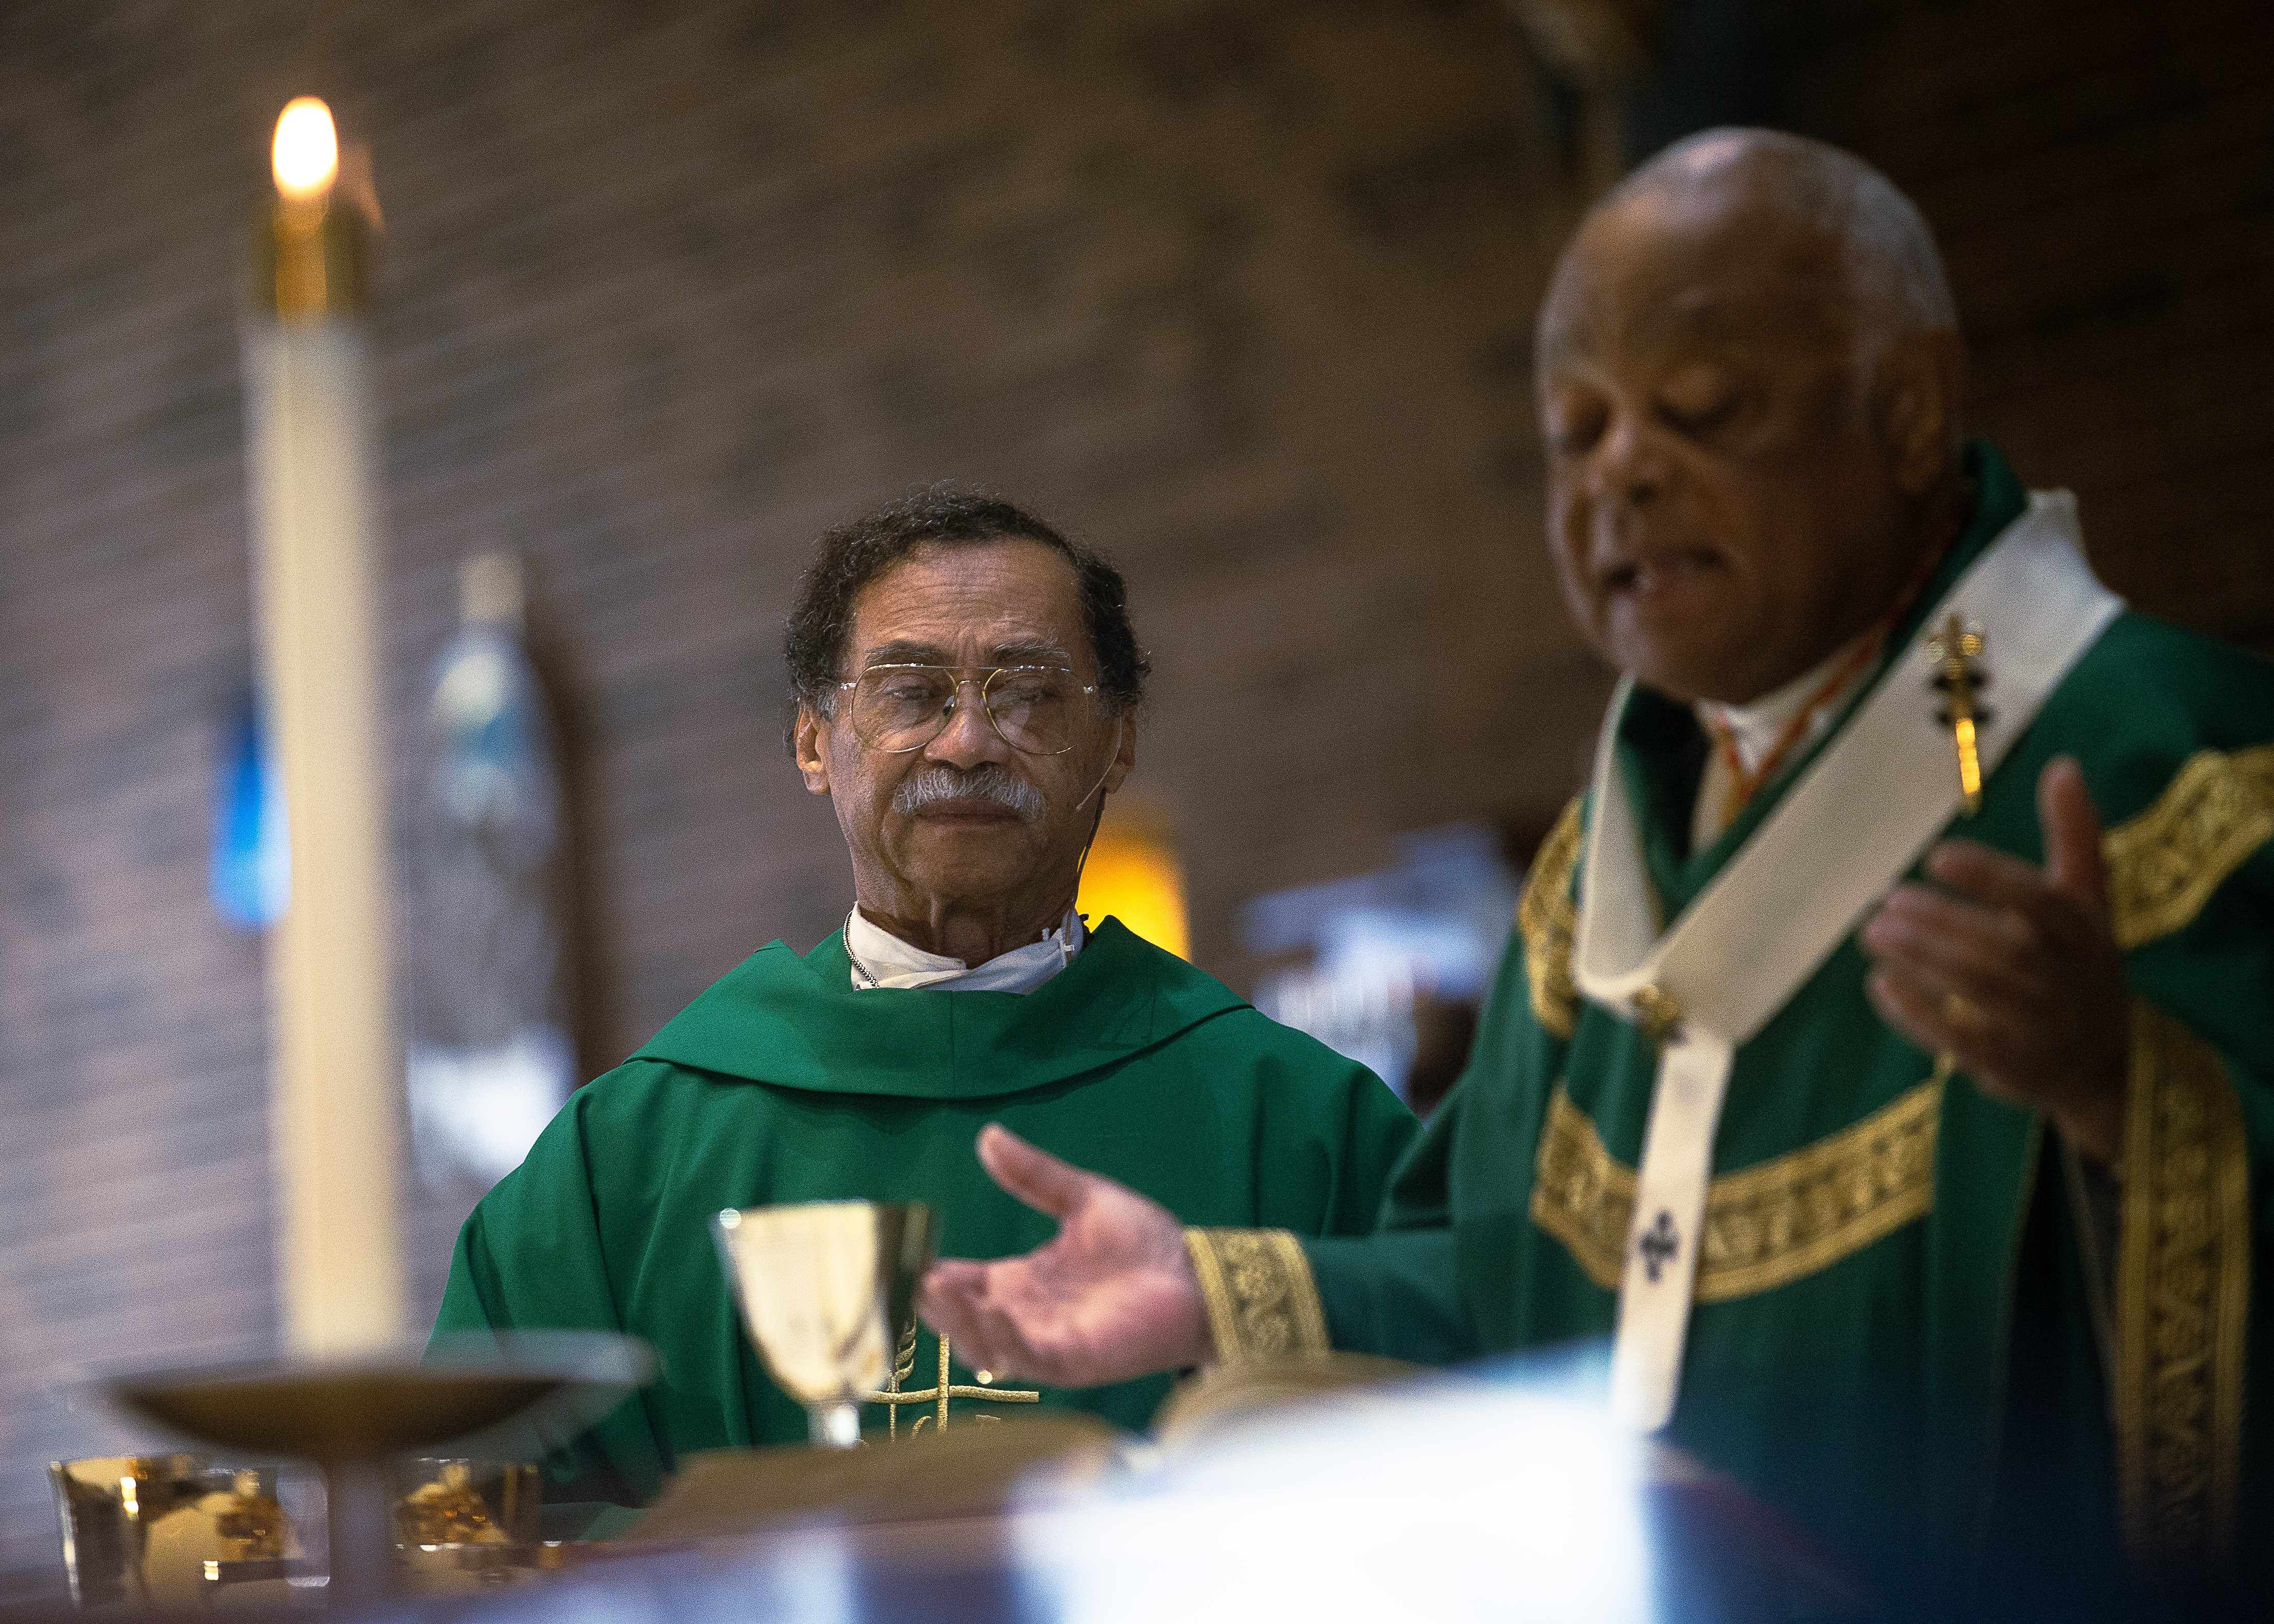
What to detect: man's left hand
<box><xmin>1860</xmin><ymin>755</ymin><xmax>2128</xmax><ymax>1165</ymax></box>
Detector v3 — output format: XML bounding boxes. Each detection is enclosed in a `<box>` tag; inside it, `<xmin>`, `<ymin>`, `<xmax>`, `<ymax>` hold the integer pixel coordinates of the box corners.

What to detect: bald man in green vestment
<box><xmin>432</xmin><ymin>491</ymin><xmax>1415</xmax><ymax>1507</ymax></box>
<box><xmin>922</xmin><ymin>132</ymin><xmax>2274</xmax><ymax>1613</ymax></box>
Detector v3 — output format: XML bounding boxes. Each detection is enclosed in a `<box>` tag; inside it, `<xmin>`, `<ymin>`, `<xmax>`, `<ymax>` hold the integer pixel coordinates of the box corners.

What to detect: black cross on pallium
<box><xmin>1637</xmin><ymin>1209</ymin><xmax>1680</xmax><ymax>1283</ymax></box>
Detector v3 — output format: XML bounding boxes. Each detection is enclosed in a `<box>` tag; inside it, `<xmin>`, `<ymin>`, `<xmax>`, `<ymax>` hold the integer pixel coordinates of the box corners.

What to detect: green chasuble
<box><xmin>433</xmin><ymin>917</ymin><xmax>1415</xmax><ymax>1505</ymax></box>
<box><xmin>1273</xmin><ymin>444</ymin><xmax>2274</xmax><ymax>1602</ymax></box>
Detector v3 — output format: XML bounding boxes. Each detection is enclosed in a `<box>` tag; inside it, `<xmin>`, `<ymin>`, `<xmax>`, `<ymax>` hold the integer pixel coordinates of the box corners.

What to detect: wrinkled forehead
<box><xmin>1537</xmin><ymin>182</ymin><xmax>1856</xmax><ymax>374</ymax></box>
<box><xmin>846</xmin><ymin>538</ymin><xmax>1090</xmax><ymax>669</ymax></box>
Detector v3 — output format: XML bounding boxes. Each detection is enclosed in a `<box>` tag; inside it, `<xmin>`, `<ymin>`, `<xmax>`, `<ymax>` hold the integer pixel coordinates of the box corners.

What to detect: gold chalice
<box><xmin>711</xmin><ymin>1201</ymin><xmax>937</xmax><ymax>1448</ymax></box>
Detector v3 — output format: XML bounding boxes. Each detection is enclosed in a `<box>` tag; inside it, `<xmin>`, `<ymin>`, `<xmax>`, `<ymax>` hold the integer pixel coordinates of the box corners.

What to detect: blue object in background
<box><xmin>209</xmin><ymin>690</ymin><xmax>289</xmax><ymax>931</ymax></box>
<box><xmin>405</xmin><ymin>553</ymin><xmax>573</xmax><ymax>1194</ymax></box>
<box><xmin>1242</xmin><ymin>823</ymin><xmax>1519</xmax><ymax>1100</ymax></box>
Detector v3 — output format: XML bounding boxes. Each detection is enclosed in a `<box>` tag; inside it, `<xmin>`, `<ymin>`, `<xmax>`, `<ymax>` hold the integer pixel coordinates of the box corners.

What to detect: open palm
<box><xmin>1860</xmin><ymin>756</ymin><xmax>2130</xmax><ymax>1164</ymax></box>
<box><xmin>917</xmin><ymin>1125</ymin><xmax>1210</xmax><ymax>1387</ymax></box>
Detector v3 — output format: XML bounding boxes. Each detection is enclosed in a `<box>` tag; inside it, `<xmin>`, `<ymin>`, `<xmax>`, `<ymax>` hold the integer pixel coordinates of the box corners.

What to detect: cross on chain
<box><xmin>1637</xmin><ymin>1209</ymin><xmax>1681</xmax><ymax>1284</ymax></box>
<box><xmin>1925</xmin><ymin>612</ymin><xmax>1992</xmax><ymax>816</ymax></box>
<box><xmin>863</xmin><ymin>1324</ymin><xmax>1040</xmax><ymax>1439</ymax></box>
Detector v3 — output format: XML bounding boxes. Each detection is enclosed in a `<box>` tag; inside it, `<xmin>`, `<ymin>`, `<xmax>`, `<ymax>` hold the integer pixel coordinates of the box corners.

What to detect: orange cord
<box><xmin>1704</xmin><ymin>515</ymin><xmax>1965</xmax><ymax>826</ymax></box>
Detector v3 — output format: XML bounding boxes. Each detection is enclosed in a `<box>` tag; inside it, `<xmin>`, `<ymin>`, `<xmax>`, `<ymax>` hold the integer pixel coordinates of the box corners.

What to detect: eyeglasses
<box><xmin>836</xmin><ymin>664</ymin><xmax>1102</xmax><ymax>756</ymax></box>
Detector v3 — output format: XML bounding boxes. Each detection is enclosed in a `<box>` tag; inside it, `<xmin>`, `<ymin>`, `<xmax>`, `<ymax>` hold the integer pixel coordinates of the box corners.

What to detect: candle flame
<box><xmin>272</xmin><ymin>97</ymin><xmax>338</xmax><ymax>201</ymax></box>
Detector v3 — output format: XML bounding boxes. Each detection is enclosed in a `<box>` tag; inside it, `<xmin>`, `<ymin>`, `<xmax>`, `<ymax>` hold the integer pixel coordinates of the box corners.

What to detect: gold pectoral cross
<box><xmin>863</xmin><ymin>1324</ymin><xmax>1040</xmax><ymax>1439</ymax></box>
<box><xmin>1925</xmin><ymin>612</ymin><xmax>1991</xmax><ymax>815</ymax></box>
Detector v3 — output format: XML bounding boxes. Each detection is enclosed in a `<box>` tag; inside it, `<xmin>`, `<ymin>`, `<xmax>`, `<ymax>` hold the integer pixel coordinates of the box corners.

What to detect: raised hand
<box><xmin>1860</xmin><ymin>755</ymin><xmax>2129</xmax><ymax>1164</ymax></box>
<box><xmin>917</xmin><ymin>1124</ymin><xmax>1212</xmax><ymax>1388</ymax></box>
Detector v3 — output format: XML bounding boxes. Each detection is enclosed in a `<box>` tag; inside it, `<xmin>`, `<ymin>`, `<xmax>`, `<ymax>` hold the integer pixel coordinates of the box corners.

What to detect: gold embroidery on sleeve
<box><xmin>2104</xmin><ymin>744</ymin><xmax>2274</xmax><ymax>950</ymax></box>
<box><xmin>2114</xmin><ymin>999</ymin><xmax>2249</xmax><ymax>1563</ymax></box>
<box><xmin>1186</xmin><ymin>1228</ymin><xmax>1330</xmax><ymax>1365</ymax></box>
<box><xmin>1518</xmin><ymin>797</ymin><xmax>1586</xmax><ymax>1040</ymax></box>
<box><xmin>1529</xmin><ymin>1075</ymin><xmax>1942</xmax><ymax>1302</ymax></box>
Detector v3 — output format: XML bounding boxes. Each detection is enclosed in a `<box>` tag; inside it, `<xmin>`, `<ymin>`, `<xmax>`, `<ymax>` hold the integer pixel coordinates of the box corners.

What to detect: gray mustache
<box><xmin>892</xmin><ymin>765</ymin><xmax>1046</xmax><ymax>821</ymax></box>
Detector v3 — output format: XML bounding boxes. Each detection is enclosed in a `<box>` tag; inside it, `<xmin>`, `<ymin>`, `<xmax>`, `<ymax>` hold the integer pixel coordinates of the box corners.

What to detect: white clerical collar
<box><xmin>844</xmin><ymin>906</ymin><xmax>1085</xmax><ymax>993</ymax></box>
<box><xmin>1690</xmin><ymin>633</ymin><xmax>1881</xmax><ymax>849</ymax></box>
<box><xmin>1695</xmin><ymin>632</ymin><xmax>1874</xmax><ymax>775</ymax></box>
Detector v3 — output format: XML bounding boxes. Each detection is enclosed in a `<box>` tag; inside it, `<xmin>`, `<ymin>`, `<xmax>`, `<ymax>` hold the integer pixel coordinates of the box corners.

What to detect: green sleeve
<box><xmin>1297</xmin><ymin>900</ymin><xmax>1569</xmax><ymax>1368</ymax></box>
<box><xmin>1325</xmin><ymin>1057</ymin><xmax>1423</xmax><ymax>1234</ymax></box>
<box><xmin>429</xmin><ymin>1074</ymin><xmax>671</xmax><ymax>1507</ymax></box>
<box><xmin>1194</xmin><ymin>1010</ymin><xmax>1417</xmax><ymax>1238</ymax></box>
<box><xmin>1302</xmin><ymin>1086</ymin><xmax>1476</xmax><ymax>1365</ymax></box>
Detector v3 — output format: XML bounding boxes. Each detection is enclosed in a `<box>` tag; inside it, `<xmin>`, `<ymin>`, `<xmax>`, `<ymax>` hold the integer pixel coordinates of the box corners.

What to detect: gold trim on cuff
<box><xmin>1185</xmin><ymin>1229</ymin><xmax>1330</xmax><ymax>1365</ymax></box>
<box><xmin>2113</xmin><ymin>999</ymin><xmax>2250</xmax><ymax>1562</ymax></box>
<box><xmin>1530</xmin><ymin>1074</ymin><xmax>1941</xmax><ymax>1303</ymax></box>
<box><xmin>2104</xmin><ymin>744</ymin><xmax>2274</xmax><ymax>950</ymax></box>
<box><xmin>1517</xmin><ymin>797</ymin><xmax>1585</xmax><ymax>1040</ymax></box>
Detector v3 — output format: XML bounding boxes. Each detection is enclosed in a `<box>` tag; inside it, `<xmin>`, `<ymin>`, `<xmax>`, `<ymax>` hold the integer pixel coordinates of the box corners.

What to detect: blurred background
<box><xmin>0</xmin><ymin>0</ymin><xmax>2268</xmax><ymax>1595</ymax></box>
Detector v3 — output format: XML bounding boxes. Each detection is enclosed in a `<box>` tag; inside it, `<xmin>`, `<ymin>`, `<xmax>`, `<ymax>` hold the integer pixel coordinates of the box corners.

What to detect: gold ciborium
<box><xmin>48</xmin><ymin>1457</ymin><xmax>290</xmax><ymax>1608</ymax></box>
<box><xmin>389</xmin><ymin>1458</ymin><xmax>551</xmax><ymax>1596</ymax></box>
<box><xmin>711</xmin><ymin>1201</ymin><xmax>937</xmax><ymax>1448</ymax></box>
<box><xmin>392</xmin><ymin>1458</ymin><xmax>540</xmax><ymax>1548</ymax></box>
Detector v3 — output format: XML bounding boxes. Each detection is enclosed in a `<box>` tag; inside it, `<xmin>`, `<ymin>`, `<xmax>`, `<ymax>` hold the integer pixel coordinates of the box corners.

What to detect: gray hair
<box><xmin>891</xmin><ymin>763</ymin><xmax>1046</xmax><ymax>821</ymax></box>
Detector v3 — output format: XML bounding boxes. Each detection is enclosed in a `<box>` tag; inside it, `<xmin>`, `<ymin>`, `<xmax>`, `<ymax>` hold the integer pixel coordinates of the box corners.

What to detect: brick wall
<box><xmin>1772</xmin><ymin>0</ymin><xmax>2274</xmax><ymax>649</ymax></box>
<box><xmin>0</xmin><ymin>0</ymin><xmax>2265</xmax><ymax>1590</ymax></box>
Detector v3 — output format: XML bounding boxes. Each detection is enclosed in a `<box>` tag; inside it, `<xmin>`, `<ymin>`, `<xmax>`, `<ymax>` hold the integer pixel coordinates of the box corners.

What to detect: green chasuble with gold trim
<box><xmin>1261</xmin><ymin>444</ymin><xmax>2274</xmax><ymax>1600</ymax></box>
<box><xmin>434</xmin><ymin>917</ymin><xmax>1414</xmax><ymax>1505</ymax></box>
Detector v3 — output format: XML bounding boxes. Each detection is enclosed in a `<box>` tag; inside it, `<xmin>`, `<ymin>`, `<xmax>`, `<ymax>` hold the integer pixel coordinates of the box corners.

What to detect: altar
<box><xmin>25</xmin><ymin>1355</ymin><xmax>1870</xmax><ymax>1624</ymax></box>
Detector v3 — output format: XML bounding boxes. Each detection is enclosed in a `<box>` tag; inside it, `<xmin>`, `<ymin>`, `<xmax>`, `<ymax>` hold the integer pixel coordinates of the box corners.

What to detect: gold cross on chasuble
<box><xmin>1925</xmin><ymin>612</ymin><xmax>1991</xmax><ymax>815</ymax></box>
<box><xmin>863</xmin><ymin>1326</ymin><xmax>1040</xmax><ymax>1438</ymax></box>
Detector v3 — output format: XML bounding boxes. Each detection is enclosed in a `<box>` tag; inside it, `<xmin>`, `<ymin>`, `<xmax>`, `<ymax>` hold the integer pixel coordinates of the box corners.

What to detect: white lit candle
<box><xmin>244</xmin><ymin>96</ymin><xmax>406</xmax><ymax>1355</ymax></box>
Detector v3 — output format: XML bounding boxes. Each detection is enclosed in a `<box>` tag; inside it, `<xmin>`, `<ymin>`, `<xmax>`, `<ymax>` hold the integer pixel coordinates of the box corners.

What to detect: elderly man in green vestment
<box><xmin>433</xmin><ymin>490</ymin><xmax>1415</xmax><ymax>1505</ymax></box>
<box><xmin>921</xmin><ymin>131</ymin><xmax>2274</xmax><ymax>1610</ymax></box>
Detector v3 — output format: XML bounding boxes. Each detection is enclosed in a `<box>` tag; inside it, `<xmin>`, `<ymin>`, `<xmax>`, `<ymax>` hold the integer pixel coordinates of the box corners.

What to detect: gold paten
<box><xmin>2103</xmin><ymin>744</ymin><xmax>2274</xmax><ymax>950</ymax></box>
<box><xmin>1530</xmin><ymin>1073</ymin><xmax>1942</xmax><ymax>1302</ymax></box>
<box><xmin>2114</xmin><ymin>999</ymin><xmax>2249</xmax><ymax>1563</ymax></box>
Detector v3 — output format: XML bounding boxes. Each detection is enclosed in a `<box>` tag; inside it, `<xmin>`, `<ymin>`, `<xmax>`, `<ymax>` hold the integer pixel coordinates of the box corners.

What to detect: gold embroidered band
<box><xmin>1503</xmin><ymin>737</ymin><xmax>2274</xmax><ymax>1044</ymax></box>
<box><xmin>1530</xmin><ymin>1076</ymin><xmax>1941</xmax><ymax>1302</ymax></box>
<box><xmin>1518</xmin><ymin>797</ymin><xmax>1585</xmax><ymax>1040</ymax></box>
<box><xmin>2105</xmin><ymin>744</ymin><xmax>2274</xmax><ymax>950</ymax></box>
<box><xmin>1186</xmin><ymin>1228</ymin><xmax>1330</xmax><ymax>1365</ymax></box>
<box><xmin>2114</xmin><ymin>999</ymin><xmax>2249</xmax><ymax>1562</ymax></box>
